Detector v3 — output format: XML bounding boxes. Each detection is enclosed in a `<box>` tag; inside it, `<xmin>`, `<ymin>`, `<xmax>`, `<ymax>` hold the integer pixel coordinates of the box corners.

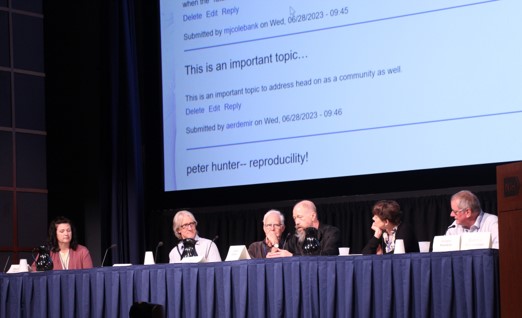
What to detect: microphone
<box><xmin>101</xmin><ymin>244</ymin><xmax>117</xmax><ymax>267</ymax></box>
<box><xmin>204</xmin><ymin>235</ymin><xmax>219</xmax><ymax>261</ymax></box>
<box><xmin>3</xmin><ymin>255</ymin><xmax>10</xmax><ymax>273</ymax></box>
<box><xmin>447</xmin><ymin>224</ymin><xmax>456</xmax><ymax>229</ymax></box>
<box><xmin>282</xmin><ymin>232</ymin><xmax>292</xmax><ymax>249</ymax></box>
<box><xmin>154</xmin><ymin>241</ymin><xmax>164</xmax><ymax>264</ymax></box>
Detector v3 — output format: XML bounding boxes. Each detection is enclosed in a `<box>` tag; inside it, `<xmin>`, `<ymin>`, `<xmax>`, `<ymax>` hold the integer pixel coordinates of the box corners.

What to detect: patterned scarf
<box><xmin>382</xmin><ymin>225</ymin><xmax>398</xmax><ymax>253</ymax></box>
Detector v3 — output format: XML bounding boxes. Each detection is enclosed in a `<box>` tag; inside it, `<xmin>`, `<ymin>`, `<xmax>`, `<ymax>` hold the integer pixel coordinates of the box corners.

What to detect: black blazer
<box><xmin>284</xmin><ymin>223</ymin><xmax>341</xmax><ymax>256</ymax></box>
<box><xmin>361</xmin><ymin>222</ymin><xmax>419</xmax><ymax>255</ymax></box>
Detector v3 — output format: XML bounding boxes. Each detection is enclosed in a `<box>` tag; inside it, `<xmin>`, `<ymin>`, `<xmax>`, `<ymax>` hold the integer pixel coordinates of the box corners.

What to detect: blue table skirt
<box><xmin>0</xmin><ymin>249</ymin><xmax>498</xmax><ymax>318</ymax></box>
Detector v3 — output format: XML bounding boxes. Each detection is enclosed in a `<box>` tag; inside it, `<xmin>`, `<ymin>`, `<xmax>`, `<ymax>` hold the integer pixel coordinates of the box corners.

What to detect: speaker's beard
<box><xmin>295</xmin><ymin>230</ymin><xmax>306</xmax><ymax>243</ymax></box>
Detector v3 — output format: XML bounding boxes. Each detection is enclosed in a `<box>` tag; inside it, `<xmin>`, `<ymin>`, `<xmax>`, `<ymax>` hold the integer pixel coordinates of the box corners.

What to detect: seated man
<box><xmin>248</xmin><ymin>209</ymin><xmax>286</xmax><ymax>258</ymax></box>
<box><xmin>267</xmin><ymin>200</ymin><xmax>340</xmax><ymax>257</ymax></box>
<box><xmin>168</xmin><ymin>210</ymin><xmax>222</xmax><ymax>262</ymax></box>
<box><xmin>446</xmin><ymin>190</ymin><xmax>499</xmax><ymax>248</ymax></box>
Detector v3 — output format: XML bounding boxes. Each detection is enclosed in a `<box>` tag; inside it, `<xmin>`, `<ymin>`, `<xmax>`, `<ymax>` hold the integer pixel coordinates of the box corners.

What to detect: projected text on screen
<box><xmin>160</xmin><ymin>0</ymin><xmax>522</xmax><ymax>191</ymax></box>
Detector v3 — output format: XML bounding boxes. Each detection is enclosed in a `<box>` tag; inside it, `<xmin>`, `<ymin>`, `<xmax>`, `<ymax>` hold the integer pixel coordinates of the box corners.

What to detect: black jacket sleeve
<box><xmin>284</xmin><ymin>224</ymin><xmax>341</xmax><ymax>256</ymax></box>
<box><xmin>361</xmin><ymin>236</ymin><xmax>382</xmax><ymax>255</ymax></box>
<box><xmin>318</xmin><ymin>224</ymin><xmax>341</xmax><ymax>256</ymax></box>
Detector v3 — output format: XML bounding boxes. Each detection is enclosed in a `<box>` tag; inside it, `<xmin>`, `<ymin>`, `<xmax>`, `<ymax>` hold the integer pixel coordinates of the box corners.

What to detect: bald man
<box><xmin>267</xmin><ymin>200</ymin><xmax>341</xmax><ymax>257</ymax></box>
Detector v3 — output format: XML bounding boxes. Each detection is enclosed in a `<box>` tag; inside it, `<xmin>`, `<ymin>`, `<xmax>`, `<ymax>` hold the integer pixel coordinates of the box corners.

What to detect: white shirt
<box><xmin>169</xmin><ymin>235</ymin><xmax>222</xmax><ymax>263</ymax></box>
<box><xmin>446</xmin><ymin>211</ymin><xmax>499</xmax><ymax>249</ymax></box>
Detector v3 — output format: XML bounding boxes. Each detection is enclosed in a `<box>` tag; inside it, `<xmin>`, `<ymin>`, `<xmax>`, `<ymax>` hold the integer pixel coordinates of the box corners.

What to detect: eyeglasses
<box><xmin>180</xmin><ymin>221</ymin><xmax>197</xmax><ymax>230</ymax></box>
<box><xmin>264</xmin><ymin>224</ymin><xmax>282</xmax><ymax>228</ymax></box>
<box><xmin>451</xmin><ymin>208</ymin><xmax>467</xmax><ymax>214</ymax></box>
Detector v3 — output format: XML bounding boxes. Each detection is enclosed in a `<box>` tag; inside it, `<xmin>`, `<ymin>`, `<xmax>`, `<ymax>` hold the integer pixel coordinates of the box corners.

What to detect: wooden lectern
<box><xmin>497</xmin><ymin>161</ymin><xmax>522</xmax><ymax>318</ymax></box>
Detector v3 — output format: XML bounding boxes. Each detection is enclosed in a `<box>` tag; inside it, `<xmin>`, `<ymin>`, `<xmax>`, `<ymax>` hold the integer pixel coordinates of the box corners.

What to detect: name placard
<box><xmin>460</xmin><ymin>232</ymin><xmax>491</xmax><ymax>250</ymax></box>
<box><xmin>7</xmin><ymin>264</ymin><xmax>30</xmax><ymax>273</ymax></box>
<box><xmin>432</xmin><ymin>235</ymin><xmax>460</xmax><ymax>252</ymax></box>
<box><xmin>225</xmin><ymin>245</ymin><xmax>251</xmax><ymax>261</ymax></box>
<box><xmin>180</xmin><ymin>255</ymin><xmax>206</xmax><ymax>263</ymax></box>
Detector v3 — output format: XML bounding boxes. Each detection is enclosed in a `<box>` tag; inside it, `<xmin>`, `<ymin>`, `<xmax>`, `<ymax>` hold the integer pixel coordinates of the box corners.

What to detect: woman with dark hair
<box><xmin>32</xmin><ymin>216</ymin><xmax>93</xmax><ymax>270</ymax></box>
<box><xmin>361</xmin><ymin>200</ymin><xmax>419</xmax><ymax>255</ymax></box>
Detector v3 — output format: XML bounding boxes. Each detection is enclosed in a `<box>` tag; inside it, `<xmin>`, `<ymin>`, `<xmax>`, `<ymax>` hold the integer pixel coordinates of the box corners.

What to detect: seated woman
<box><xmin>32</xmin><ymin>216</ymin><xmax>93</xmax><ymax>270</ymax></box>
<box><xmin>362</xmin><ymin>200</ymin><xmax>419</xmax><ymax>254</ymax></box>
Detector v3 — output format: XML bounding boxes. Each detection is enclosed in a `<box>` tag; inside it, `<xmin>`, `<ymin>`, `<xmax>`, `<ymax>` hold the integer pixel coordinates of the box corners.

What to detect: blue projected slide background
<box><xmin>160</xmin><ymin>0</ymin><xmax>522</xmax><ymax>191</ymax></box>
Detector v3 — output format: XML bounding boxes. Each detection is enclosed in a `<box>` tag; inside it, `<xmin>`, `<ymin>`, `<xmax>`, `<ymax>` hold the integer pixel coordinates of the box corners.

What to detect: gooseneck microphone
<box><xmin>282</xmin><ymin>232</ymin><xmax>292</xmax><ymax>249</ymax></box>
<box><xmin>101</xmin><ymin>244</ymin><xmax>117</xmax><ymax>267</ymax></box>
<box><xmin>3</xmin><ymin>255</ymin><xmax>10</xmax><ymax>273</ymax></box>
<box><xmin>204</xmin><ymin>235</ymin><xmax>219</xmax><ymax>260</ymax></box>
<box><xmin>154</xmin><ymin>241</ymin><xmax>164</xmax><ymax>264</ymax></box>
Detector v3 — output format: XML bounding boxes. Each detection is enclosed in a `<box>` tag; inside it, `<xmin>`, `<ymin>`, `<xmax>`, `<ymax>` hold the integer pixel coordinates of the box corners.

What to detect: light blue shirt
<box><xmin>446</xmin><ymin>211</ymin><xmax>499</xmax><ymax>249</ymax></box>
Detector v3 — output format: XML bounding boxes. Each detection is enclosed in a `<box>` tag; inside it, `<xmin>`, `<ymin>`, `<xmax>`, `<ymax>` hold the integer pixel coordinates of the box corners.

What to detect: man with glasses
<box><xmin>446</xmin><ymin>190</ymin><xmax>499</xmax><ymax>248</ymax></box>
<box><xmin>248</xmin><ymin>209</ymin><xmax>287</xmax><ymax>258</ymax></box>
<box><xmin>169</xmin><ymin>210</ymin><xmax>222</xmax><ymax>262</ymax></box>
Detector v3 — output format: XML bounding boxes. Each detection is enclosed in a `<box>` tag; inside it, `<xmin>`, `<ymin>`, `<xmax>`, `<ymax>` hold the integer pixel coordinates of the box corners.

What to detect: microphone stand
<box><xmin>101</xmin><ymin>244</ymin><xmax>117</xmax><ymax>267</ymax></box>
<box><xmin>204</xmin><ymin>236</ymin><xmax>219</xmax><ymax>260</ymax></box>
<box><xmin>282</xmin><ymin>232</ymin><xmax>292</xmax><ymax>249</ymax></box>
<box><xmin>154</xmin><ymin>241</ymin><xmax>163</xmax><ymax>264</ymax></box>
<box><xmin>3</xmin><ymin>255</ymin><xmax>10</xmax><ymax>273</ymax></box>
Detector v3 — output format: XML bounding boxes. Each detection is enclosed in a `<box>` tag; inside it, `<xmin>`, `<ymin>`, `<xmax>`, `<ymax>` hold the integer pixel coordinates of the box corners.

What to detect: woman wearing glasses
<box><xmin>168</xmin><ymin>210</ymin><xmax>222</xmax><ymax>263</ymax></box>
<box><xmin>248</xmin><ymin>209</ymin><xmax>286</xmax><ymax>258</ymax></box>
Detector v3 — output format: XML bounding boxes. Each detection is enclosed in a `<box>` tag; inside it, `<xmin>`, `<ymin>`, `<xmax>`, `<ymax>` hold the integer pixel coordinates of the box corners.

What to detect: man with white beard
<box><xmin>266</xmin><ymin>200</ymin><xmax>340</xmax><ymax>257</ymax></box>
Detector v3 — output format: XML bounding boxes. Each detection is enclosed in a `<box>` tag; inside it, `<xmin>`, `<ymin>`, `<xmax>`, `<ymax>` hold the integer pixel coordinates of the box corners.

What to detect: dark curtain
<box><xmin>106</xmin><ymin>0</ymin><xmax>145</xmax><ymax>265</ymax></box>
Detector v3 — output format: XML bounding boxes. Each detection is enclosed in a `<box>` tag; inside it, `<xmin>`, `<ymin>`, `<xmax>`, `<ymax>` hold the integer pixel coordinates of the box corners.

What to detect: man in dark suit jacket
<box><xmin>267</xmin><ymin>200</ymin><xmax>341</xmax><ymax>257</ymax></box>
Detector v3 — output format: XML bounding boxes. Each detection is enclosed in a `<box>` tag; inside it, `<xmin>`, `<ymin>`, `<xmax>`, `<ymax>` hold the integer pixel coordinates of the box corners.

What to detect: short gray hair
<box><xmin>262</xmin><ymin>209</ymin><xmax>285</xmax><ymax>226</ymax></box>
<box><xmin>451</xmin><ymin>190</ymin><xmax>482</xmax><ymax>213</ymax></box>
